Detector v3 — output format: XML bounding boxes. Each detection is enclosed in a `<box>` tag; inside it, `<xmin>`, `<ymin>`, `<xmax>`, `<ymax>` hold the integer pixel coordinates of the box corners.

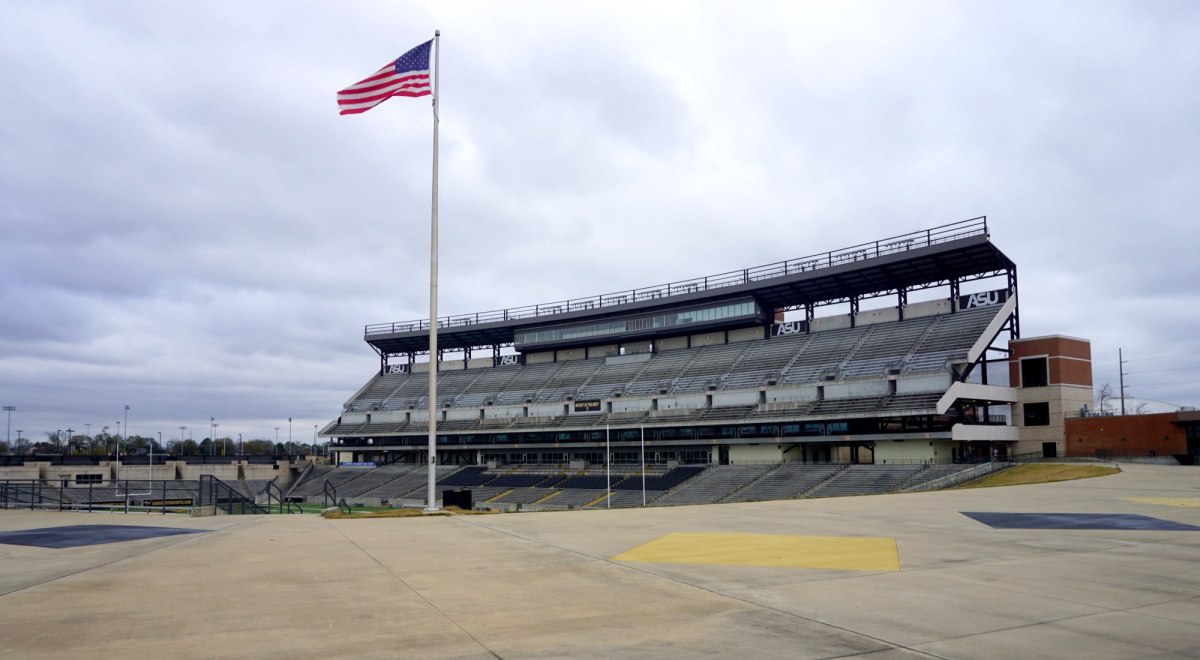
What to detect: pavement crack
<box><xmin>329</xmin><ymin>522</ymin><xmax>502</xmax><ymax>660</ymax></box>
<box><xmin>449</xmin><ymin>514</ymin><xmax>946</xmax><ymax>659</ymax></box>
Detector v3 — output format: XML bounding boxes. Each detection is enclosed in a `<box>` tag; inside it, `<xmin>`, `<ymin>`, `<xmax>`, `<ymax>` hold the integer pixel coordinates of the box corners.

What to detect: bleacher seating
<box><xmin>437</xmin><ymin>466</ymin><xmax>491</xmax><ymax>487</ymax></box>
<box><xmin>653</xmin><ymin>465</ymin><xmax>771</xmax><ymax>506</ymax></box>
<box><xmin>805</xmin><ymin>464</ymin><xmax>924</xmax><ymax>497</ymax></box>
<box><xmin>722</xmin><ymin>464</ymin><xmax>845</xmax><ymax>502</ymax></box>
<box><xmin>613</xmin><ymin>466</ymin><xmax>704</xmax><ymax>491</ymax></box>
<box><xmin>341</xmin><ymin>304</ymin><xmax>1006</xmax><ymax>420</ymax></box>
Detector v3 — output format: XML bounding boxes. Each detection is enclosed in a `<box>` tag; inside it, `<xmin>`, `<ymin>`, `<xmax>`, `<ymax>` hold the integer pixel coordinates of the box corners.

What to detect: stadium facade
<box><xmin>322</xmin><ymin>217</ymin><xmax>1088</xmax><ymax>467</ymax></box>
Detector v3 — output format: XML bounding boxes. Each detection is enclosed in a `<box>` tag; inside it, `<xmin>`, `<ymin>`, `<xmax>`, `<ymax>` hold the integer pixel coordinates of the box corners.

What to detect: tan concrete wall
<box><xmin>117</xmin><ymin>464</ymin><xmax>178</xmax><ymax>481</ymax></box>
<box><xmin>811</xmin><ymin>314</ymin><xmax>852</xmax><ymax>332</ymax></box>
<box><xmin>46</xmin><ymin>466</ymin><xmax>109</xmax><ymax>486</ymax></box>
<box><xmin>873</xmin><ymin>439</ymin><xmax>956</xmax><ymax>463</ymax></box>
<box><xmin>1014</xmin><ymin>384</ymin><xmax>1092</xmax><ymax>456</ymax></box>
<box><xmin>903</xmin><ymin>298</ymin><xmax>952</xmax><ymax>319</ymax></box>
<box><xmin>855</xmin><ymin>306</ymin><xmax>900</xmax><ymax>326</ymax></box>
<box><xmin>689</xmin><ymin>332</ymin><xmax>725</xmax><ymax>348</ymax></box>
<box><xmin>556</xmin><ymin>348</ymin><xmax>586</xmax><ymax>362</ymax></box>
<box><xmin>0</xmin><ymin>466</ymin><xmax>39</xmax><ymax>480</ymax></box>
<box><xmin>180</xmin><ymin>464</ymin><xmax>239</xmax><ymax>480</ymax></box>
<box><xmin>727</xmin><ymin>327</ymin><xmax>762</xmax><ymax>343</ymax></box>
<box><xmin>729</xmin><ymin>444</ymin><xmax>783</xmax><ymax>463</ymax></box>
<box><xmin>526</xmin><ymin>351</ymin><xmax>555</xmax><ymax>364</ymax></box>
<box><xmin>243</xmin><ymin>464</ymin><xmax>281</xmax><ymax>480</ymax></box>
<box><xmin>656</xmin><ymin>336</ymin><xmax>689</xmax><ymax>351</ymax></box>
<box><xmin>588</xmin><ymin>344</ymin><xmax>619</xmax><ymax>358</ymax></box>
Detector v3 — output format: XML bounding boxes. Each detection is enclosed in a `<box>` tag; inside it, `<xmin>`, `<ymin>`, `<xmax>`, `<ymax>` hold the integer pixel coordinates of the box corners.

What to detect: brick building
<box><xmin>1065</xmin><ymin>411</ymin><xmax>1200</xmax><ymax>461</ymax></box>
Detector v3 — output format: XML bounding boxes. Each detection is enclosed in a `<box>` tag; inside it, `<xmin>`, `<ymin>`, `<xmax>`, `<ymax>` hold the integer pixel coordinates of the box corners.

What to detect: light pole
<box><xmin>56</xmin><ymin>429</ymin><xmax>62</xmax><ymax>452</ymax></box>
<box><xmin>288</xmin><ymin>417</ymin><xmax>293</xmax><ymax>454</ymax></box>
<box><xmin>210</xmin><ymin>417</ymin><xmax>216</xmax><ymax>456</ymax></box>
<box><xmin>3</xmin><ymin>406</ymin><xmax>14</xmax><ymax>452</ymax></box>
<box><xmin>65</xmin><ymin>428</ymin><xmax>75</xmax><ymax>455</ymax></box>
<box><xmin>274</xmin><ymin>427</ymin><xmax>280</xmax><ymax>453</ymax></box>
<box><xmin>313</xmin><ymin>424</ymin><xmax>318</xmax><ymax>457</ymax></box>
<box><xmin>179</xmin><ymin>426</ymin><xmax>187</xmax><ymax>454</ymax></box>
<box><xmin>238</xmin><ymin>433</ymin><xmax>243</xmax><ymax>457</ymax></box>
<box><xmin>85</xmin><ymin>423</ymin><xmax>92</xmax><ymax>455</ymax></box>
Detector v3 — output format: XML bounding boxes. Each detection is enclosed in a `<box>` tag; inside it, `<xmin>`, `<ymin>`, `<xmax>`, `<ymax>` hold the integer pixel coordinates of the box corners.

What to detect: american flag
<box><xmin>337</xmin><ymin>40</ymin><xmax>432</xmax><ymax>115</ymax></box>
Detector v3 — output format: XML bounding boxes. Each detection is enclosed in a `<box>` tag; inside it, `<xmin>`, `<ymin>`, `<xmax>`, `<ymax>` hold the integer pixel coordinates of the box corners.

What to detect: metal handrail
<box><xmin>366</xmin><ymin>217</ymin><xmax>988</xmax><ymax>337</ymax></box>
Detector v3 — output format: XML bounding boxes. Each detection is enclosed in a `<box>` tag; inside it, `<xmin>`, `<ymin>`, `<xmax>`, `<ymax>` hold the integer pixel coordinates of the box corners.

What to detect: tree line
<box><xmin>0</xmin><ymin>432</ymin><xmax>319</xmax><ymax>457</ymax></box>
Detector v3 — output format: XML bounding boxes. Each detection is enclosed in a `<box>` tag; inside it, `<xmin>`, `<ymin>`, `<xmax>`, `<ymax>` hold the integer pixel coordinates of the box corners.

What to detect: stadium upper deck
<box><xmin>365</xmin><ymin>216</ymin><xmax>1015</xmax><ymax>358</ymax></box>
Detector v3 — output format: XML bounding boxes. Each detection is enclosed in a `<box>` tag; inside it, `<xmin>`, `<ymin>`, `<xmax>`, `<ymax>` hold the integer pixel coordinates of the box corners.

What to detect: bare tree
<box><xmin>1095</xmin><ymin>383</ymin><xmax>1114</xmax><ymax>415</ymax></box>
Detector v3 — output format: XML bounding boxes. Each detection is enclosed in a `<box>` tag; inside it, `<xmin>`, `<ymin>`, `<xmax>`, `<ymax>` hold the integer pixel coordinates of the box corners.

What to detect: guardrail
<box><xmin>366</xmin><ymin>217</ymin><xmax>989</xmax><ymax>337</ymax></box>
<box><xmin>902</xmin><ymin>461</ymin><xmax>1013</xmax><ymax>492</ymax></box>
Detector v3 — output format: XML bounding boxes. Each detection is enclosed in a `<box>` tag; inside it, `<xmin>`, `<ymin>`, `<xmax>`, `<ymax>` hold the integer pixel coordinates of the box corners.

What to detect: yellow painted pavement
<box><xmin>611</xmin><ymin>532</ymin><xmax>901</xmax><ymax>571</ymax></box>
<box><xmin>1127</xmin><ymin>497</ymin><xmax>1200</xmax><ymax>508</ymax></box>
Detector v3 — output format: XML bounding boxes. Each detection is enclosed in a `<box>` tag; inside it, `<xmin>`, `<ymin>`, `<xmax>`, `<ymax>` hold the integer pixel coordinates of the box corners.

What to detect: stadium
<box><xmin>304</xmin><ymin>216</ymin><xmax>1084</xmax><ymax>509</ymax></box>
<box><xmin>6</xmin><ymin>216</ymin><xmax>1195</xmax><ymax>513</ymax></box>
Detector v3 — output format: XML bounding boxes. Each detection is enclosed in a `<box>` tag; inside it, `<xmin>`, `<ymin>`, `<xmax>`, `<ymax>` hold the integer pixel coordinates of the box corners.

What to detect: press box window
<box><xmin>1023</xmin><ymin>402</ymin><xmax>1051</xmax><ymax>427</ymax></box>
<box><xmin>1021</xmin><ymin>357</ymin><xmax>1049</xmax><ymax>387</ymax></box>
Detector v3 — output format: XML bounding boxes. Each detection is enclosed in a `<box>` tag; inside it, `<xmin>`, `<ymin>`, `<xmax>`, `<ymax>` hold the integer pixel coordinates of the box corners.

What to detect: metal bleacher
<box><xmin>805</xmin><ymin>464</ymin><xmax>925</xmax><ymax>498</ymax></box>
<box><xmin>343</xmin><ymin>303</ymin><xmax>1007</xmax><ymax>419</ymax></box>
<box><xmin>721</xmin><ymin>464</ymin><xmax>846</xmax><ymax>502</ymax></box>
<box><xmin>653</xmin><ymin>464</ymin><xmax>774</xmax><ymax>506</ymax></box>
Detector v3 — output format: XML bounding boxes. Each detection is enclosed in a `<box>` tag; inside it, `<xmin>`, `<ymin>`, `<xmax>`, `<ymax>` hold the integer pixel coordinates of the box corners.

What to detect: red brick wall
<box><xmin>1010</xmin><ymin>336</ymin><xmax>1092</xmax><ymax>387</ymax></box>
<box><xmin>1065</xmin><ymin>412</ymin><xmax>1187</xmax><ymax>457</ymax></box>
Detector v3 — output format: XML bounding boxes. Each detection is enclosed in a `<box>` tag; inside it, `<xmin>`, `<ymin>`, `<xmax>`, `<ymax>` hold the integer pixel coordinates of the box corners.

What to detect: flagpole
<box><xmin>425</xmin><ymin>29</ymin><xmax>441</xmax><ymax>512</ymax></box>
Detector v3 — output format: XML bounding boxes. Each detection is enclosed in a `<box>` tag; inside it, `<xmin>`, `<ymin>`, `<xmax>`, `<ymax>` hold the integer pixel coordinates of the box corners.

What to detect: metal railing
<box><xmin>198</xmin><ymin>475</ymin><xmax>270</xmax><ymax>515</ymax></box>
<box><xmin>902</xmin><ymin>461</ymin><xmax>1014</xmax><ymax>492</ymax></box>
<box><xmin>366</xmin><ymin>217</ymin><xmax>988</xmax><ymax>337</ymax></box>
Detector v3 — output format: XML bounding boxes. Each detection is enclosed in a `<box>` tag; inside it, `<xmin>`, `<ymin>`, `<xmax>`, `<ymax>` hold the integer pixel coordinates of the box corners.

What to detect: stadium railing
<box><xmin>366</xmin><ymin>217</ymin><xmax>989</xmax><ymax>336</ymax></box>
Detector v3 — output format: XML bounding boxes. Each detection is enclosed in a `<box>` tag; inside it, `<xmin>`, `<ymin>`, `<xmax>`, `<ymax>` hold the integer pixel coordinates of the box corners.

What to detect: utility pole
<box><xmin>2</xmin><ymin>406</ymin><xmax>13</xmax><ymax>452</ymax></box>
<box><xmin>1119</xmin><ymin>348</ymin><xmax>1128</xmax><ymax>416</ymax></box>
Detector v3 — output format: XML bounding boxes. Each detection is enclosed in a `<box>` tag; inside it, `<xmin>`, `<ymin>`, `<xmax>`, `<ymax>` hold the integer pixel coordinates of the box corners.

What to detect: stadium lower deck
<box><xmin>288</xmin><ymin>460</ymin><xmax>995</xmax><ymax>510</ymax></box>
<box><xmin>327</xmin><ymin>300</ymin><xmax>1014</xmax><ymax>466</ymax></box>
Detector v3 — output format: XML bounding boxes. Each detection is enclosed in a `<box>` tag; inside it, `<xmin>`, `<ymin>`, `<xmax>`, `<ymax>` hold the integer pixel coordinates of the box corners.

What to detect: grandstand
<box><xmin>323</xmin><ymin>217</ymin><xmax>1025</xmax><ymax>478</ymax></box>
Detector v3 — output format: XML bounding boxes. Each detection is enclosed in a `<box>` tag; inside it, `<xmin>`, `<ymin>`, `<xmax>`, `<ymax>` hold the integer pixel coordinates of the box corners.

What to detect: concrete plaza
<box><xmin>1</xmin><ymin>462</ymin><xmax>1198</xmax><ymax>658</ymax></box>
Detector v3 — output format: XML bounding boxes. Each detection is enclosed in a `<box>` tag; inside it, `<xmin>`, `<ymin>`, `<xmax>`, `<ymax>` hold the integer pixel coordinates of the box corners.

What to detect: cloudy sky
<box><xmin>2</xmin><ymin>1</ymin><xmax>1197</xmax><ymax>445</ymax></box>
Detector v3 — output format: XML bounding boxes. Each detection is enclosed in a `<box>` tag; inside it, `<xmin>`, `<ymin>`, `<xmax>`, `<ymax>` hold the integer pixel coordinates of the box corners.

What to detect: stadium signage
<box><xmin>385</xmin><ymin>364</ymin><xmax>409</xmax><ymax>374</ymax></box>
<box><xmin>958</xmin><ymin>289</ymin><xmax>1008</xmax><ymax>309</ymax></box>
<box><xmin>143</xmin><ymin>498</ymin><xmax>194</xmax><ymax>507</ymax></box>
<box><xmin>339</xmin><ymin>462</ymin><xmax>377</xmax><ymax>467</ymax></box>
<box><xmin>495</xmin><ymin>354</ymin><xmax>524</xmax><ymax>367</ymax></box>
<box><xmin>573</xmin><ymin>399</ymin><xmax>602</xmax><ymax>413</ymax></box>
<box><xmin>772</xmin><ymin>320</ymin><xmax>808</xmax><ymax>337</ymax></box>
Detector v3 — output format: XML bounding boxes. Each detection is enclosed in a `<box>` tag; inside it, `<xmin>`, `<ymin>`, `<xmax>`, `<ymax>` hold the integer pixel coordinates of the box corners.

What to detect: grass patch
<box><xmin>958</xmin><ymin>463</ymin><xmax>1120</xmax><ymax>489</ymax></box>
<box><xmin>320</xmin><ymin>505</ymin><xmax>493</xmax><ymax>519</ymax></box>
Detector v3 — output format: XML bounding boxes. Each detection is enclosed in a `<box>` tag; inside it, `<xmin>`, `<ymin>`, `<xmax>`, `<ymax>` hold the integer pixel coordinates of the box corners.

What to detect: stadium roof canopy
<box><xmin>365</xmin><ymin>217</ymin><xmax>1014</xmax><ymax>356</ymax></box>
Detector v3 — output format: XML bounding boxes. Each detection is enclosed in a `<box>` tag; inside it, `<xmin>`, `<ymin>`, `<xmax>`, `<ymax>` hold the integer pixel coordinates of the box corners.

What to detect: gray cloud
<box><xmin>2</xmin><ymin>0</ymin><xmax>1197</xmax><ymax>440</ymax></box>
